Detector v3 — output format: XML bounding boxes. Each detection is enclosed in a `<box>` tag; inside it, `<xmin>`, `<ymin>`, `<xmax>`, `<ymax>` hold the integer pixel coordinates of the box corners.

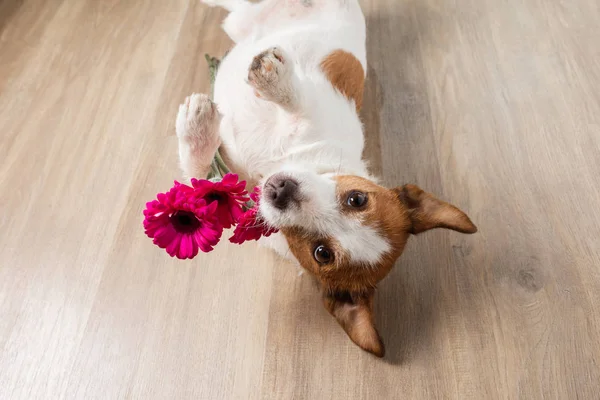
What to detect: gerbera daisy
<box><xmin>143</xmin><ymin>182</ymin><xmax>222</xmax><ymax>259</ymax></box>
<box><xmin>190</xmin><ymin>173</ymin><xmax>249</xmax><ymax>229</ymax></box>
<box><xmin>229</xmin><ymin>187</ymin><xmax>278</xmax><ymax>244</ymax></box>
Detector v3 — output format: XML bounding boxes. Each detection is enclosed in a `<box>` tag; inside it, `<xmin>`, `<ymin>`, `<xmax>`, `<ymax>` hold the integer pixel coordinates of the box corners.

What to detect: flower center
<box><xmin>205</xmin><ymin>192</ymin><xmax>223</xmax><ymax>204</ymax></box>
<box><xmin>170</xmin><ymin>211</ymin><xmax>200</xmax><ymax>233</ymax></box>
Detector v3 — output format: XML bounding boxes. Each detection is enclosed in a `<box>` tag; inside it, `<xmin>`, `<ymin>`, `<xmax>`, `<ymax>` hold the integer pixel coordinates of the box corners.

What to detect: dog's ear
<box><xmin>323</xmin><ymin>289</ymin><xmax>384</xmax><ymax>357</ymax></box>
<box><xmin>394</xmin><ymin>184</ymin><xmax>477</xmax><ymax>234</ymax></box>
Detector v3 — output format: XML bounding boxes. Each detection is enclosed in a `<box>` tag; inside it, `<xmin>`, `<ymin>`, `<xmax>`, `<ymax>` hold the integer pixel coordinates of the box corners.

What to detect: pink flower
<box><xmin>144</xmin><ymin>177</ymin><xmax>277</xmax><ymax>259</ymax></box>
<box><xmin>143</xmin><ymin>182</ymin><xmax>222</xmax><ymax>259</ymax></box>
<box><xmin>229</xmin><ymin>187</ymin><xmax>278</xmax><ymax>244</ymax></box>
<box><xmin>190</xmin><ymin>173</ymin><xmax>249</xmax><ymax>229</ymax></box>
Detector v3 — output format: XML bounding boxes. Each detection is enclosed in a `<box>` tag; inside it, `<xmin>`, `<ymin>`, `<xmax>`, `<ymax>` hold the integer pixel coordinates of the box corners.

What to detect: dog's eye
<box><xmin>314</xmin><ymin>245</ymin><xmax>333</xmax><ymax>264</ymax></box>
<box><xmin>347</xmin><ymin>191</ymin><xmax>368</xmax><ymax>208</ymax></box>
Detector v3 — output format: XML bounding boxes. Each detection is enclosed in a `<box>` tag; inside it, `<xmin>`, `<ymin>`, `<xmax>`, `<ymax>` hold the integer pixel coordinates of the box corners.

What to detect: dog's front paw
<box><xmin>176</xmin><ymin>93</ymin><xmax>221</xmax><ymax>148</ymax></box>
<box><xmin>176</xmin><ymin>93</ymin><xmax>222</xmax><ymax>179</ymax></box>
<box><xmin>248</xmin><ymin>47</ymin><xmax>294</xmax><ymax>105</ymax></box>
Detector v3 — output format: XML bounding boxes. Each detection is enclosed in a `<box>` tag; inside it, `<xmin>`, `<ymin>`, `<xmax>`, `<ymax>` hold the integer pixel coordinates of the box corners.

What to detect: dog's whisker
<box><xmin>336</xmin><ymin>149</ymin><xmax>344</xmax><ymax>175</ymax></box>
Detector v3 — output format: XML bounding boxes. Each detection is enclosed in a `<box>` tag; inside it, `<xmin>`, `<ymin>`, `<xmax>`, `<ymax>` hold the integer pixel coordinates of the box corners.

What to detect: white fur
<box><xmin>178</xmin><ymin>0</ymin><xmax>389</xmax><ymax>266</ymax></box>
<box><xmin>259</xmin><ymin>167</ymin><xmax>390</xmax><ymax>265</ymax></box>
<box><xmin>176</xmin><ymin>93</ymin><xmax>222</xmax><ymax>181</ymax></box>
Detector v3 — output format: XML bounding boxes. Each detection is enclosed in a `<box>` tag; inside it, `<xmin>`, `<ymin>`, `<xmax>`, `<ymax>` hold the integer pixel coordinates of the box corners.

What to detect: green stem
<box><xmin>214</xmin><ymin>150</ymin><xmax>229</xmax><ymax>175</ymax></box>
<box><xmin>244</xmin><ymin>200</ymin><xmax>256</xmax><ymax>211</ymax></box>
<box><xmin>207</xmin><ymin>158</ymin><xmax>220</xmax><ymax>180</ymax></box>
<box><xmin>205</xmin><ymin>53</ymin><xmax>232</xmax><ymax>180</ymax></box>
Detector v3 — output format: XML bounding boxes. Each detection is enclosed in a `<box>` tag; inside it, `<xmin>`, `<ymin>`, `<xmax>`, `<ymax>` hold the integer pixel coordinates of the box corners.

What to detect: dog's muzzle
<box><xmin>264</xmin><ymin>173</ymin><xmax>300</xmax><ymax>210</ymax></box>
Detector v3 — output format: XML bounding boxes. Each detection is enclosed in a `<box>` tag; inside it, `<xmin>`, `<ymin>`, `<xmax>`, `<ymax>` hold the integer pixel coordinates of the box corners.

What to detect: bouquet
<box><xmin>143</xmin><ymin>174</ymin><xmax>277</xmax><ymax>259</ymax></box>
<box><xmin>142</xmin><ymin>54</ymin><xmax>277</xmax><ymax>259</ymax></box>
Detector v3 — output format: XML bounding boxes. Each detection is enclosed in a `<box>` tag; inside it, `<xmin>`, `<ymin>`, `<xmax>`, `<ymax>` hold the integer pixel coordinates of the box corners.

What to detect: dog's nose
<box><xmin>265</xmin><ymin>175</ymin><xmax>299</xmax><ymax>210</ymax></box>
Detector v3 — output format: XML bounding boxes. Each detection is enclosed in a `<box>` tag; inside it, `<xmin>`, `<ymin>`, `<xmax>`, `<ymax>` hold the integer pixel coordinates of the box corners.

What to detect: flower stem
<box><xmin>207</xmin><ymin>159</ymin><xmax>220</xmax><ymax>180</ymax></box>
<box><xmin>205</xmin><ymin>53</ymin><xmax>233</xmax><ymax>181</ymax></box>
<box><xmin>243</xmin><ymin>200</ymin><xmax>256</xmax><ymax>211</ymax></box>
<box><xmin>214</xmin><ymin>150</ymin><xmax>229</xmax><ymax>175</ymax></box>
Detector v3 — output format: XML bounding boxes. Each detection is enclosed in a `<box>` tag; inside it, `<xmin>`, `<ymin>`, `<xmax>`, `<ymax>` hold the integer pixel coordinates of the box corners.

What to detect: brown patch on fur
<box><xmin>330</xmin><ymin>176</ymin><xmax>413</xmax><ymax>288</ymax></box>
<box><xmin>280</xmin><ymin>176</ymin><xmax>477</xmax><ymax>356</ymax></box>
<box><xmin>320</xmin><ymin>50</ymin><xmax>365</xmax><ymax>112</ymax></box>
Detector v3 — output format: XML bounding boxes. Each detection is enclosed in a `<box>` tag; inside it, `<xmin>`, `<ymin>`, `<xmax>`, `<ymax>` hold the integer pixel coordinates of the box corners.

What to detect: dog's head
<box><xmin>259</xmin><ymin>168</ymin><xmax>477</xmax><ymax>357</ymax></box>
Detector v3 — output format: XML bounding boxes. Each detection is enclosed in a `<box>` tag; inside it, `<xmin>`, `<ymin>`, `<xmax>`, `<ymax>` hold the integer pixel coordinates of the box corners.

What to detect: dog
<box><xmin>176</xmin><ymin>0</ymin><xmax>477</xmax><ymax>357</ymax></box>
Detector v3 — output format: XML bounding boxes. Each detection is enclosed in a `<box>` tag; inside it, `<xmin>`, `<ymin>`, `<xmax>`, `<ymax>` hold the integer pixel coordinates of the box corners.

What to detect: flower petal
<box><xmin>178</xmin><ymin>234</ymin><xmax>195</xmax><ymax>259</ymax></box>
<box><xmin>165</xmin><ymin>234</ymin><xmax>182</xmax><ymax>257</ymax></box>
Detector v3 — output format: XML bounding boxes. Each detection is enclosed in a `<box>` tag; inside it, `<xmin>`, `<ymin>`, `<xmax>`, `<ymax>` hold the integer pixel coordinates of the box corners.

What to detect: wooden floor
<box><xmin>1</xmin><ymin>0</ymin><xmax>600</xmax><ymax>399</ymax></box>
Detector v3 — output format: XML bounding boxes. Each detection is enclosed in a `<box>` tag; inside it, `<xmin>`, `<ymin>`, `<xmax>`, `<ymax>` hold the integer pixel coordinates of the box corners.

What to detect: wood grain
<box><xmin>1</xmin><ymin>0</ymin><xmax>600</xmax><ymax>399</ymax></box>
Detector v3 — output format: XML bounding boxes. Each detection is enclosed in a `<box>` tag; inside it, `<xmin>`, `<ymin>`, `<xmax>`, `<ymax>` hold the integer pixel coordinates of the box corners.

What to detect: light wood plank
<box><xmin>1</xmin><ymin>0</ymin><xmax>600</xmax><ymax>399</ymax></box>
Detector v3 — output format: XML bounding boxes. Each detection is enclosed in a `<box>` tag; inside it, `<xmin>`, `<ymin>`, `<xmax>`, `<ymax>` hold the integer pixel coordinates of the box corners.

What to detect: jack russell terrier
<box><xmin>176</xmin><ymin>0</ymin><xmax>477</xmax><ymax>357</ymax></box>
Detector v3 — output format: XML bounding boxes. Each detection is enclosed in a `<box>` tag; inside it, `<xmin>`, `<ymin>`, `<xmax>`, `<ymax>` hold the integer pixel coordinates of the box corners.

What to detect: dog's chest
<box><xmin>221</xmin><ymin>108</ymin><xmax>318</xmax><ymax>182</ymax></box>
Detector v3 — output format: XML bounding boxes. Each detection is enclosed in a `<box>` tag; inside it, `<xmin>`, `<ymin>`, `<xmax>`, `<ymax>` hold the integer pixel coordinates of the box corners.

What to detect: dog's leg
<box><xmin>248</xmin><ymin>47</ymin><xmax>300</xmax><ymax>113</ymax></box>
<box><xmin>176</xmin><ymin>93</ymin><xmax>222</xmax><ymax>180</ymax></box>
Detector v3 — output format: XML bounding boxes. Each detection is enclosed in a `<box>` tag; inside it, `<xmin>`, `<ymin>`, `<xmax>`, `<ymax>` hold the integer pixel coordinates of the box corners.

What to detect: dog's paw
<box><xmin>248</xmin><ymin>47</ymin><xmax>293</xmax><ymax>102</ymax></box>
<box><xmin>176</xmin><ymin>93</ymin><xmax>221</xmax><ymax>148</ymax></box>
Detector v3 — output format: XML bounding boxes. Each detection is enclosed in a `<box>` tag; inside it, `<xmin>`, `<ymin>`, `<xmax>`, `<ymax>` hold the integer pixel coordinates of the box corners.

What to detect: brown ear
<box><xmin>395</xmin><ymin>184</ymin><xmax>478</xmax><ymax>234</ymax></box>
<box><xmin>323</xmin><ymin>289</ymin><xmax>385</xmax><ymax>357</ymax></box>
